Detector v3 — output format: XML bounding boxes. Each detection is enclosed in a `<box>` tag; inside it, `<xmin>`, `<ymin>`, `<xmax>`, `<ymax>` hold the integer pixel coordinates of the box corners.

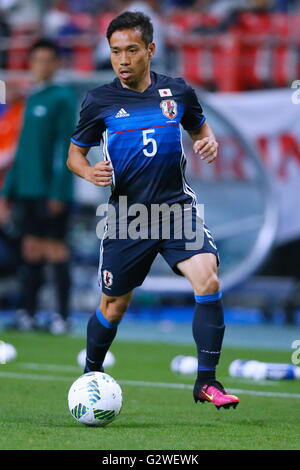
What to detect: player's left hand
<box><xmin>193</xmin><ymin>137</ymin><xmax>218</xmax><ymax>164</ymax></box>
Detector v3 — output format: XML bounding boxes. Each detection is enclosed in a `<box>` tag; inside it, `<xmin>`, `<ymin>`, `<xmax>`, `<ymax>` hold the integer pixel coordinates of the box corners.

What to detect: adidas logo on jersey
<box><xmin>115</xmin><ymin>108</ymin><xmax>130</xmax><ymax>118</ymax></box>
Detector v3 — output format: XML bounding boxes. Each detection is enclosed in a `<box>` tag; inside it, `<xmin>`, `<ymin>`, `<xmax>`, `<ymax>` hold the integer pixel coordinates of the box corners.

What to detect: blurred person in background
<box><xmin>0</xmin><ymin>39</ymin><xmax>76</xmax><ymax>334</ymax></box>
<box><xmin>189</xmin><ymin>0</ymin><xmax>282</xmax><ymax>35</ymax></box>
<box><xmin>274</xmin><ymin>0</ymin><xmax>300</xmax><ymax>12</ymax></box>
<box><xmin>0</xmin><ymin>0</ymin><xmax>41</xmax><ymax>29</ymax></box>
<box><xmin>66</xmin><ymin>0</ymin><xmax>111</xmax><ymax>13</ymax></box>
<box><xmin>207</xmin><ymin>0</ymin><xmax>297</xmax><ymax>14</ymax></box>
<box><xmin>164</xmin><ymin>0</ymin><xmax>196</xmax><ymax>8</ymax></box>
<box><xmin>43</xmin><ymin>0</ymin><xmax>71</xmax><ymax>38</ymax></box>
<box><xmin>43</xmin><ymin>0</ymin><xmax>83</xmax><ymax>67</ymax></box>
<box><xmin>260</xmin><ymin>239</ymin><xmax>300</xmax><ymax>325</ymax></box>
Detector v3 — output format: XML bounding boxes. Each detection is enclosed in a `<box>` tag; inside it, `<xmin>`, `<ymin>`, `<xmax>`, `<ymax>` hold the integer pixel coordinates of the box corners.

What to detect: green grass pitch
<box><xmin>0</xmin><ymin>331</ymin><xmax>299</xmax><ymax>450</ymax></box>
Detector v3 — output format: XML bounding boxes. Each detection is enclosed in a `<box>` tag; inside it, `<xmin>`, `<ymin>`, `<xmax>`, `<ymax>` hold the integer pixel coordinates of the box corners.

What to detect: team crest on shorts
<box><xmin>160</xmin><ymin>99</ymin><xmax>177</xmax><ymax>120</ymax></box>
<box><xmin>103</xmin><ymin>270</ymin><xmax>113</xmax><ymax>288</ymax></box>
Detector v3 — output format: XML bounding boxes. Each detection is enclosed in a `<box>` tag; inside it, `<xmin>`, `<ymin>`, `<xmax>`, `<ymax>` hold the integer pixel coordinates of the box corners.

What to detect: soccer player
<box><xmin>0</xmin><ymin>39</ymin><xmax>76</xmax><ymax>334</ymax></box>
<box><xmin>68</xmin><ymin>12</ymin><xmax>240</xmax><ymax>410</ymax></box>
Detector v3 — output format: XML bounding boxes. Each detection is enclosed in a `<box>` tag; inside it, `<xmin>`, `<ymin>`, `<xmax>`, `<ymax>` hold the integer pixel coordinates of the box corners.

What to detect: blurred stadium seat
<box><xmin>0</xmin><ymin>7</ymin><xmax>298</xmax><ymax>90</ymax></box>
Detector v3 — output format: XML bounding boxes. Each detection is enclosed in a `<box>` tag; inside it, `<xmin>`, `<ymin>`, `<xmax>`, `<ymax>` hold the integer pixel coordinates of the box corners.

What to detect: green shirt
<box><xmin>2</xmin><ymin>83</ymin><xmax>76</xmax><ymax>203</ymax></box>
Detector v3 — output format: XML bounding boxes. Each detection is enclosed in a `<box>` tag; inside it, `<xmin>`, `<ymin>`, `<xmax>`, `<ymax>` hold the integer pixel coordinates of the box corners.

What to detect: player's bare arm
<box><xmin>67</xmin><ymin>142</ymin><xmax>113</xmax><ymax>187</ymax></box>
<box><xmin>188</xmin><ymin>121</ymin><xmax>218</xmax><ymax>164</ymax></box>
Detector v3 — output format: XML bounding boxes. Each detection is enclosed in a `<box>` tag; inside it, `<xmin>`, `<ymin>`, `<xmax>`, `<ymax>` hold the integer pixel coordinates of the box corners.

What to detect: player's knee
<box><xmin>101</xmin><ymin>297</ymin><xmax>129</xmax><ymax>323</ymax></box>
<box><xmin>106</xmin><ymin>302</ymin><xmax>127</xmax><ymax>323</ymax></box>
<box><xmin>195</xmin><ymin>273</ymin><xmax>220</xmax><ymax>296</ymax></box>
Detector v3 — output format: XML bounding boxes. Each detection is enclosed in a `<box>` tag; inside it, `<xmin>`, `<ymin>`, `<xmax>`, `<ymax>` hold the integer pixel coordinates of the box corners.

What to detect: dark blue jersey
<box><xmin>71</xmin><ymin>71</ymin><xmax>206</xmax><ymax>207</ymax></box>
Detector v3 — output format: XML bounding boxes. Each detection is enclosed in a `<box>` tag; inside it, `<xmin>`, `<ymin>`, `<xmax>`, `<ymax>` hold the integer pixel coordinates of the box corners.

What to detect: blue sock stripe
<box><xmin>95</xmin><ymin>308</ymin><xmax>119</xmax><ymax>329</ymax></box>
<box><xmin>194</xmin><ymin>291</ymin><xmax>223</xmax><ymax>303</ymax></box>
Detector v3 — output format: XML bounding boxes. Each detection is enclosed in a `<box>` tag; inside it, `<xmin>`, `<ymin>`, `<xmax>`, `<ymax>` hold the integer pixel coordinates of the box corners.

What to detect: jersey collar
<box><xmin>113</xmin><ymin>71</ymin><xmax>157</xmax><ymax>95</ymax></box>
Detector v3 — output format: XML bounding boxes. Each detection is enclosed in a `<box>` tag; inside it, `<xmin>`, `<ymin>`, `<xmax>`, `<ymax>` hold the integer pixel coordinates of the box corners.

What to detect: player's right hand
<box><xmin>84</xmin><ymin>161</ymin><xmax>113</xmax><ymax>187</ymax></box>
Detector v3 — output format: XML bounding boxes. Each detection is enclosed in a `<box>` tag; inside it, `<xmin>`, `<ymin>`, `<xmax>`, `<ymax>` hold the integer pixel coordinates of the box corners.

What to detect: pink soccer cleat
<box><xmin>193</xmin><ymin>380</ymin><xmax>240</xmax><ymax>410</ymax></box>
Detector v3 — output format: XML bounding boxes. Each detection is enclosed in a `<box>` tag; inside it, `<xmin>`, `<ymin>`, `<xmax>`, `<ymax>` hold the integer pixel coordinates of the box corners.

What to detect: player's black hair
<box><xmin>106</xmin><ymin>11</ymin><xmax>153</xmax><ymax>47</ymax></box>
<box><xmin>29</xmin><ymin>38</ymin><xmax>59</xmax><ymax>57</ymax></box>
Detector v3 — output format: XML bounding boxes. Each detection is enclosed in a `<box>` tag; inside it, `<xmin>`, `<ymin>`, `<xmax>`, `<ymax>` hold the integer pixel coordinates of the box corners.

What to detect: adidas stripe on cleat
<box><xmin>193</xmin><ymin>380</ymin><xmax>240</xmax><ymax>410</ymax></box>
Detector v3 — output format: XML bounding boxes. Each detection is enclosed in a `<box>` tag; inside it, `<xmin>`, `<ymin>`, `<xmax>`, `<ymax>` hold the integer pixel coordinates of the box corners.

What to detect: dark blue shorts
<box><xmin>98</xmin><ymin>210</ymin><xmax>219</xmax><ymax>296</ymax></box>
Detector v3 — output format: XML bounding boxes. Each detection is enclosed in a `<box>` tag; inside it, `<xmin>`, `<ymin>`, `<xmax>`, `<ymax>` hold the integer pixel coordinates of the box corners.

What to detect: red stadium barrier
<box><xmin>96</xmin><ymin>12</ymin><xmax>116</xmax><ymax>37</ymax></box>
<box><xmin>72</xmin><ymin>37</ymin><xmax>94</xmax><ymax>73</ymax></box>
<box><xmin>8</xmin><ymin>29</ymin><xmax>37</xmax><ymax>70</ymax></box>
<box><xmin>270</xmin><ymin>13</ymin><xmax>298</xmax><ymax>88</ymax></box>
<box><xmin>168</xmin><ymin>11</ymin><xmax>220</xmax><ymax>32</ymax></box>
<box><xmin>170</xmin><ymin>33</ymin><xmax>241</xmax><ymax>91</ymax></box>
<box><xmin>168</xmin><ymin>12</ymin><xmax>300</xmax><ymax>91</ymax></box>
<box><xmin>3</xmin><ymin>11</ymin><xmax>300</xmax><ymax>91</ymax></box>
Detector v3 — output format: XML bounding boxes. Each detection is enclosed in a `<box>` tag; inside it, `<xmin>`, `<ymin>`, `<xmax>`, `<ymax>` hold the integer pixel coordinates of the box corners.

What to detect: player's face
<box><xmin>109</xmin><ymin>29</ymin><xmax>155</xmax><ymax>89</ymax></box>
<box><xmin>29</xmin><ymin>48</ymin><xmax>59</xmax><ymax>83</ymax></box>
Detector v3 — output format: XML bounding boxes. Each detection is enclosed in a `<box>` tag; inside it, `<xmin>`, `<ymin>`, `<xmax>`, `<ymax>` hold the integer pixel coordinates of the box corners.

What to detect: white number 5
<box><xmin>142</xmin><ymin>129</ymin><xmax>157</xmax><ymax>157</ymax></box>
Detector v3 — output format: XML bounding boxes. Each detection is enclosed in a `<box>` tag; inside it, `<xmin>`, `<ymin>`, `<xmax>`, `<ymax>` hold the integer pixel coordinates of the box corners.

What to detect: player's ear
<box><xmin>148</xmin><ymin>42</ymin><xmax>155</xmax><ymax>59</ymax></box>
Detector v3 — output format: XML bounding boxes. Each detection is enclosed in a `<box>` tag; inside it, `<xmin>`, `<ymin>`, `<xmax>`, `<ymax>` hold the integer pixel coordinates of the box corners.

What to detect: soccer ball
<box><xmin>68</xmin><ymin>372</ymin><xmax>122</xmax><ymax>426</ymax></box>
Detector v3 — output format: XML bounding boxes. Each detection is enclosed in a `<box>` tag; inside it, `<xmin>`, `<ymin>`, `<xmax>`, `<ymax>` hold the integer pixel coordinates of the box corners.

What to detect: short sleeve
<box><xmin>71</xmin><ymin>91</ymin><xmax>105</xmax><ymax>147</ymax></box>
<box><xmin>180</xmin><ymin>86</ymin><xmax>206</xmax><ymax>131</ymax></box>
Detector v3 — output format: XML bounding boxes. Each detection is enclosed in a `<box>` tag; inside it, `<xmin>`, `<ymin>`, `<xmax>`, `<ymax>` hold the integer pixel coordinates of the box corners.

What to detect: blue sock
<box><xmin>193</xmin><ymin>292</ymin><xmax>225</xmax><ymax>383</ymax></box>
<box><xmin>85</xmin><ymin>308</ymin><xmax>119</xmax><ymax>373</ymax></box>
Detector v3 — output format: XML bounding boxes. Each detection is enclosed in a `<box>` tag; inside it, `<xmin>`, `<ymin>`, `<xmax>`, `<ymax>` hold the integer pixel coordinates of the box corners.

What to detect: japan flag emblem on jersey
<box><xmin>159</xmin><ymin>88</ymin><xmax>172</xmax><ymax>97</ymax></box>
<box><xmin>103</xmin><ymin>270</ymin><xmax>113</xmax><ymax>288</ymax></box>
<box><xmin>160</xmin><ymin>99</ymin><xmax>178</xmax><ymax>120</ymax></box>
